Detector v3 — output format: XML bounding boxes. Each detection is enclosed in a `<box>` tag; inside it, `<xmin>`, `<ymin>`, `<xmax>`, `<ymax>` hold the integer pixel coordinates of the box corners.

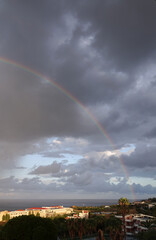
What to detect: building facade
<box><xmin>116</xmin><ymin>214</ymin><xmax>155</xmax><ymax>237</ymax></box>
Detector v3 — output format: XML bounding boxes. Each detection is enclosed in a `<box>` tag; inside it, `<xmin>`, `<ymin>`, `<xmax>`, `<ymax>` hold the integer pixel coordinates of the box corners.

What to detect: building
<box><xmin>116</xmin><ymin>214</ymin><xmax>155</xmax><ymax>237</ymax></box>
<box><xmin>66</xmin><ymin>210</ymin><xmax>89</xmax><ymax>219</ymax></box>
<box><xmin>0</xmin><ymin>211</ymin><xmax>9</xmax><ymax>221</ymax></box>
<box><xmin>0</xmin><ymin>206</ymin><xmax>73</xmax><ymax>221</ymax></box>
<box><xmin>9</xmin><ymin>210</ymin><xmax>29</xmax><ymax>219</ymax></box>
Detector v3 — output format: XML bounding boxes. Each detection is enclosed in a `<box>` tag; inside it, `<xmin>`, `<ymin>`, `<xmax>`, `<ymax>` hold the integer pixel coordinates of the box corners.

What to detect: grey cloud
<box><xmin>69</xmin><ymin>172</ymin><xmax>92</xmax><ymax>186</ymax></box>
<box><xmin>133</xmin><ymin>183</ymin><xmax>156</xmax><ymax>195</ymax></box>
<box><xmin>30</xmin><ymin>161</ymin><xmax>61</xmax><ymax>175</ymax></box>
<box><xmin>0</xmin><ymin>0</ymin><xmax>156</xmax><ymax>199</ymax></box>
<box><xmin>122</xmin><ymin>145</ymin><xmax>156</xmax><ymax>169</ymax></box>
<box><xmin>0</xmin><ymin>64</ymin><xmax>98</xmax><ymax>142</ymax></box>
<box><xmin>41</xmin><ymin>152</ymin><xmax>65</xmax><ymax>158</ymax></box>
<box><xmin>1</xmin><ymin>175</ymin><xmax>156</xmax><ymax>198</ymax></box>
<box><xmin>145</xmin><ymin>127</ymin><xmax>156</xmax><ymax>139</ymax></box>
<box><xmin>74</xmin><ymin>0</ymin><xmax>156</xmax><ymax>71</ymax></box>
<box><xmin>0</xmin><ymin>0</ymin><xmax>65</xmax><ymax>70</ymax></box>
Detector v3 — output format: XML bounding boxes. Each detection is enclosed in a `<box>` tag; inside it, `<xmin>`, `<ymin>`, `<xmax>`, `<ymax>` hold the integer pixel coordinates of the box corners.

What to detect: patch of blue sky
<box><xmin>46</xmin><ymin>137</ymin><xmax>56</xmax><ymax>144</ymax></box>
<box><xmin>128</xmin><ymin>177</ymin><xmax>156</xmax><ymax>187</ymax></box>
<box><xmin>18</xmin><ymin>152</ymin><xmax>82</xmax><ymax>169</ymax></box>
<box><xmin>61</xmin><ymin>153</ymin><xmax>83</xmax><ymax>164</ymax></box>
<box><xmin>19</xmin><ymin>154</ymin><xmax>60</xmax><ymax>169</ymax></box>
<box><xmin>120</xmin><ymin>144</ymin><xmax>135</xmax><ymax>153</ymax></box>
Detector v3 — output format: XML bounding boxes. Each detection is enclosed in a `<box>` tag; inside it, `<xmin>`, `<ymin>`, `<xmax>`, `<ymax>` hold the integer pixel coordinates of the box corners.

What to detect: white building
<box><xmin>0</xmin><ymin>206</ymin><xmax>73</xmax><ymax>221</ymax></box>
<box><xmin>9</xmin><ymin>210</ymin><xmax>29</xmax><ymax>219</ymax></box>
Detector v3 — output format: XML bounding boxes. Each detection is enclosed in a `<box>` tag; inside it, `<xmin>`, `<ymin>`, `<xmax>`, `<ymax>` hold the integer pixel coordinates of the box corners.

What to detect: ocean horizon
<box><xmin>0</xmin><ymin>199</ymin><xmax>135</xmax><ymax>211</ymax></box>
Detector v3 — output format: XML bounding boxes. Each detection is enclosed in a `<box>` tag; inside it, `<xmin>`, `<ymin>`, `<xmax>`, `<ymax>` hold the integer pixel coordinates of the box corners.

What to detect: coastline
<box><xmin>0</xmin><ymin>199</ymin><xmax>135</xmax><ymax>211</ymax></box>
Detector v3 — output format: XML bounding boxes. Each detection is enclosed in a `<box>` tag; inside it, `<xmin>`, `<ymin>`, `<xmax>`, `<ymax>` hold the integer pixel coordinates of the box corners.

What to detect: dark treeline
<box><xmin>0</xmin><ymin>215</ymin><xmax>57</xmax><ymax>240</ymax></box>
<box><xmin>72</xmin><ymin>205</ymin><xmax>117</xmax><ymax>213</ymax></box>
<box><xmin>0</xmin><ymin>215</ymin><xmax>123</xmax><ymax>240</ymax></box>
<box><xmin>1</xmin><ymin>198</ymin><xmax>156</xmax><ymax>240</ymax></box>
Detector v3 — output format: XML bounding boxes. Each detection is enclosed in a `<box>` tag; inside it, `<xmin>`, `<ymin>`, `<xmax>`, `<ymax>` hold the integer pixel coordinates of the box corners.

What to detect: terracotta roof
<box><xmin>27</xmin><ymin>207</ymin><xmax>46</xmax><ymax>210</ymax></box>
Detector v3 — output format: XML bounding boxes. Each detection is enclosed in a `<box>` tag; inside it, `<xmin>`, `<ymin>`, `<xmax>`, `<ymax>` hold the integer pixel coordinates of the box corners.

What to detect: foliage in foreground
<box><xmin>0</xmin><ymin>214</ymin><xmax>123</xmax><ymax>240</ymax></box>
<box><xmin>0</xmin><ymin>215</ymin><xmax>57</xmax><ymax>240</ymax></box>
<box><xmin>54</xmin><ymin>215</ymin><xmax>122</xmax><ymax>240</ymax></box>
<box><xmin>136</xmin><ymin>229</ymin><xmax>156</xmax><ymax>240</ymax></box>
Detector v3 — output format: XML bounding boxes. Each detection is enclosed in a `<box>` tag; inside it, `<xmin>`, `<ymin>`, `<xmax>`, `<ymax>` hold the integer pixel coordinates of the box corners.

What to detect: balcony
<box><xmin>126</xmin><ymin>226</ymin><xmax>134</xmax><ymax>229</ymax></box>
<box><xmin>134</xmin><ymin>223</ymin><xmax>138</xmax><ymax>227</ymax></box>
<box><xmin>125</xmin><ymin>219</ymin><xmax>133</xmax><ymax>222</ymax></box>
<box><xmin>126</xmin><ymin>232</ymin><xmax>133</xmax><ymax>236</ymax></box>
<box><xmin>140</xmin><ymin>226</ymin><xmax>148</xmax><ymax>230</ymax></box>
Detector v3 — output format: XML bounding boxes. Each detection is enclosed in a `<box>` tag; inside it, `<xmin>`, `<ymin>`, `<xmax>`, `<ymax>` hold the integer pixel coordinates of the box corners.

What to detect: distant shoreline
<box><xmin>0</xmin><ymin>198</ymin><xmax>137</xmax><ymax>212</ymax></box>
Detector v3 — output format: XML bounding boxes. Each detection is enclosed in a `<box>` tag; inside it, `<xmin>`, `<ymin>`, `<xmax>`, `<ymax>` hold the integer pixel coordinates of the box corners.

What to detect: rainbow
<box><xmin>0</xmin><ymin>57</ymin><xmax>136</xmax><ymax>200</ymax></box>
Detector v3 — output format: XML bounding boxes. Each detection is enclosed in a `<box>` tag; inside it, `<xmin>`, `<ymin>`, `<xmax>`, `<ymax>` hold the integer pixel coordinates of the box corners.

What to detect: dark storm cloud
<box><xmin>1</xmin><ymin>0</ymin><xmax>152</xmax><ymax>106</ymax></box>
<box><xmin>30</xmin><ymin>161</ymin><xmax>61</xmax><ymax>175</ymax></box>
<box><xmin>0</xmin><ymin>64</ymin><xmax>98</xmax><ymax>142</ymax></box>
<box><xmin>0</xmin><ymin>0</ymin><xmax>65</xmax><ymax>70</ymax></box>
<box><xmin>122</xmin><ymin>145</ymin><xmax>156</xmax><ymax>169</ymax></box>
<box><xmin>73</xmin><ymin>0</ymin><xmax>156</xmax><ymax>71</ymax></box>
<box><xmin>145</xmin><ymin>127</ymin><xmax>156</xmax><ymax>139</ymax></box>
<box><xmin>1</xmin><ymin>175</ymin><xmax>156</xmax><ymax>197</ymax></box>
<box><xmin>0</xmin><ymin>0</ymin><xmax>156</xmax><ymax>198</ymax></box>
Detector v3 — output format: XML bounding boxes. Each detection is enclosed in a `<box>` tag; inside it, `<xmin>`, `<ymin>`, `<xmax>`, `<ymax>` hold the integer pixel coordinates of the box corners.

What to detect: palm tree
<box><xmin>77</xmin><ymin>219</ymin><xmax>85</xmax><ymax>240</ymax></box>
<box><xmin>106</xmin><ymin>216</ymin><xmax>122</xmax><ymax>240</ymax></box>
<box><xmin>67</xmin><ymin>219</ymin><xmax>77</xmax><ymax>240</ymax></box>
<box><xmin>118</xmin><ymin>198</ymin><xmax>130</xmax><ymax>240</ymax></box>
<box><xmin>96</xmin><ymin>216</ymin><xmax>106</xmax><ymax>232</ymax></box>
<box><xmin>85</xmin><ymin>218</ymin><xmax>97</xmax><ymax>236</ymax></box>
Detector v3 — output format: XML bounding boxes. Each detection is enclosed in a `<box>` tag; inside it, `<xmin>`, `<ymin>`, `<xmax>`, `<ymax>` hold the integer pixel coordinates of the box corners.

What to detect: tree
<box><xmin>136</xmin><ymin>229</ymin><xmax>156</xmax><ymax>240</ymax></box>
<box><xmin>118</xmin><ymin>197</ymin><xmax>130</xmax><ymax>240</ymax></box>
<box><xmin>53</xmin><ymin>216</ymin><xmax>68</xmax><ymax>239</ymax></box>
<box><xmin>95</xmin><ymin>216</ymin><xmax>107</xmax><ymax>234</ymax></box>
<box><xmin>106</xmin><ymin>216</ymin><xmax>122</xmax><ymax>240</ymax></box>
<box><xmin>85</xmin><ymin>218</ymin><xmax>97</xmax><ymax>236</ymax></box>
<box><xmin>2</xmin><ymin>214</ymin><xmax>10</xmax><ymax>222</ymax></box>
<box><xmin>36</xmin><ymin>212</ymin><xmax>40</xmax><ymax>217</ymax></box>
<box><xmin>32</xmin><ymin>226</ymin><xmax>49</xmax><ymax>240</ymax></box>
<box><xmin>67</xmin><ymin>219</ymin><xmax>77</xmax><ymax>240</ymax></box>
<box><xmin>2</xmin><ymin>215</ymin><xmax>57</xmax><ymax>240</ymax></box>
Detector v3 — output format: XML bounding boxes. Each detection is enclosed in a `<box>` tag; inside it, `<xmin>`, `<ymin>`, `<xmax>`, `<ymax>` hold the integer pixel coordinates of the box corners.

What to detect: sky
<box><xmin>0</xmin><ymin>0</ymin><xmax>156</xmax><ymax>200</ymax></box>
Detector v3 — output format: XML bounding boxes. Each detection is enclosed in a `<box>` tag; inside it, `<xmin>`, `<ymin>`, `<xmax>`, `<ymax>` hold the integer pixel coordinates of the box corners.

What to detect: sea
<box><xmin>0</xmin><ymin>199</ymin><xmax>126</xmax><ymax>211</ymax></box>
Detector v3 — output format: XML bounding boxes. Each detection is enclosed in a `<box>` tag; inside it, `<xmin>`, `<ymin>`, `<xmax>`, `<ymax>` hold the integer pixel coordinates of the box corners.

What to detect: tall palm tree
<box><xmin>106</xmin><ymin>216</ymin><xmax>122</xmax><ymax>240</ymax></box>
<box><xmin>77</xmin><ymin>219</ymin><xmax>85</xmax><ymax>240</ymax></box>
<box><xmin>118</xmin><ymin>197</ymin><xmax>130</xmax><ymax>240</ymax></box>
<box><xmin>67</xmin><ymin>219</ymin><xmax>77</xmax><ymax>240</ymax></box>
<box><xmin>96</xmin><ymin>216</ymin><xmax>106</xmax><ymax>232</ymax></box>
<box><xmin>85</xmin><ymin>218</ymin><xmax>97</xmax><ymax>236</ymax></box>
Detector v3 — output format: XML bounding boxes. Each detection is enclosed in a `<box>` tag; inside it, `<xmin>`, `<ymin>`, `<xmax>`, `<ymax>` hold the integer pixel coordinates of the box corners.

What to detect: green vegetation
<box><xmin>106</xmin><ymin>216</ymin><xmax>122</xmax><ymax>240</ymax></box>
<box><xmin>118</xmin><ymin>197</ymin><xmax>130</xmax><ymax>240</ymax></box>
<box><xmin>1</xmin><ymin>215</ymin><xmax>57</xmax><ymax>240</ymax></box>
<box><xmin>146</xmin><ymin>197</ymin><xmax>156</xmax><ymax>203</ymax></box>
<box><xmin>0</xmin><ymin>214</ymin><xmax>123</xmax><ymax>240</ymax></box>
<box><xmin>72</xmin><ymin>205</ymin><xmax>117</xmax><ymax>213</ymax></box>
<box><xmin>73</xmin><ymin>205</ymin><xmax>106</xmax><ymax>211</ymax></box>
<box><xmin>2</xmin><ymin>215</ymin><xmax>10</xmax><ymax>222</ymax></box>
<box><xmin>36</xmin><ymin>212</ymin><xmax>40</xmax><ymax>217</ymax></box>
<box><xmin>135</xmin><ymin>203</ymin><xmax>156</xmax><ymax>217</ymax></box>
<box><xmin>136</xmin><ymin>229</ymin><xmax>156</xmax><ymax>240</ymax></box>
<box><xmin>2</xmin><ymin>197</ymin><xmax>156</xmax><ymax>239</ymax></box>
<box><xmin>53</xmin><ymin>215</ymin><xmax>122</xmax><ymax>240</ymax></box>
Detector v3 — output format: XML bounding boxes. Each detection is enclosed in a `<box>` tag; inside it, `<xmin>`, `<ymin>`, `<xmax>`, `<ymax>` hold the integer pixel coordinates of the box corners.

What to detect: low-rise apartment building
<box><xmin>66</xmin><ymin>210</ymin><xmax>89</xmax><ymax>219</ymax></box>
<box><xmin>0</xmin><ymin>206</ymin><xmax>73</xmax><ymax>221</ymax></box>
<box><xmin>116</xmin><ymin>214</ymin><xmax>155</xmax><ymax>237</ymax></box>
<box><xmin>9</xmin><ymin>210</ymin><xmax>29</xmax><ymax>219</ymax></box>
